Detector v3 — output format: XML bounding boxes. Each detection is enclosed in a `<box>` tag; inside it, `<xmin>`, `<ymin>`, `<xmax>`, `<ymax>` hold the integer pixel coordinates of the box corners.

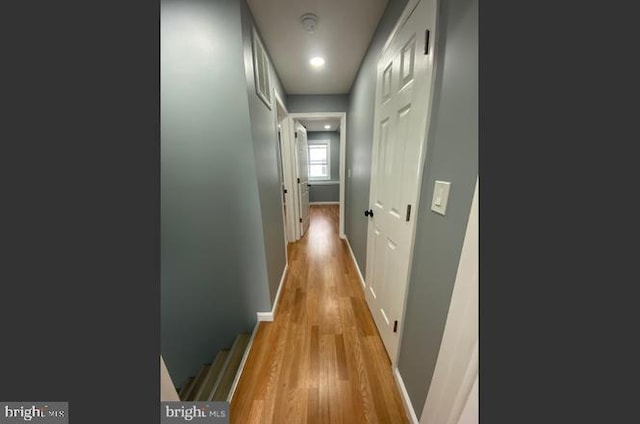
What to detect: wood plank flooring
<box><xmin>230</xmin><ymin>205</ymin><xmax>408</xmax><ymax>423</ymax></box>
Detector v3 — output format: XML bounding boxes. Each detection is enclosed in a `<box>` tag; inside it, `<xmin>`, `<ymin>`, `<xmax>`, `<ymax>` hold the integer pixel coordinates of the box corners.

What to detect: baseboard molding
<box><xmin>226</xmin><ymin>320</ymin><xmax>260</xmax><ymax>403</ymax></box>
<box><xmin>344</xmin><ymin>237</ymin><xmax>366</xmax><ymax>290</ymax></box>
<box><xmin>309</xmin><ymin>201</ymin><xmax>339</xmax><ymax>205</ymax></box>
<box><xmin>394</xmin><ymin>367</ymin><xmax>420</xmax><ymax>424</ymax></box>
<box><xmin>256</xmin><ymin>264</ymin><xmax>288</xmax><ymax>322</ymax></box>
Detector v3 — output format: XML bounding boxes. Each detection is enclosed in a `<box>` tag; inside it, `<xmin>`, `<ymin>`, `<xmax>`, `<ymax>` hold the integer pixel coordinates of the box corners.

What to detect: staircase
<box><xmin>177</xmin><ymin>333</ymin><xmax>251</xmax><ymax>402</ymax></box>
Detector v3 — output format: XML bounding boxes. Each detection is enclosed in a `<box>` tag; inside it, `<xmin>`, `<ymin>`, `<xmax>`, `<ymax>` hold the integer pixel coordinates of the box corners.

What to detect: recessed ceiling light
<box><xmin>324</xmin><ymin>124</ymin><xmax>331</xmax><ymax>129</ymax></box>
<box><xmin>310</xmin><ymin>57</ymin><xmax>325</xmax><ymax>67</ymax></box>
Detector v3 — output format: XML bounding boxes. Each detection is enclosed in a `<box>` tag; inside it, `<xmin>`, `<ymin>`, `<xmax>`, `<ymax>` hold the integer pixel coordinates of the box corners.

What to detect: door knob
<box><xmin>364</xmin><ymin>209</ymin><xmax>374</xmax><ymax>217</ymax></box>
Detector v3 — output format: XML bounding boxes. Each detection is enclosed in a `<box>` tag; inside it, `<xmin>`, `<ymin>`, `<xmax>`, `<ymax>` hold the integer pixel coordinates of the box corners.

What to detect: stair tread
<box><xmin>210</xmin><ymin>334</ymin><xmax>251</xmax><ymax>401</ymax></box>
<box><xmin>194</xmin><ymin>349</ymin><xmax>231</xmax><ymax>401</ymax></box>
<box><xmin>184</xmin><ymin>364</ymin><xmax>210</xmax><ymax>401</ymax></box>
<box><xmin>178</xmin><ymin>377</ymin><xmax>195</xmax><ymax>399</ymax></box>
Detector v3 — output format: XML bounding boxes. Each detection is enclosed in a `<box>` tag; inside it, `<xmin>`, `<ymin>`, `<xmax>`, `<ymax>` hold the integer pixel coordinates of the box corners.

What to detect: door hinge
<box><xmin>295</xmin><ymin>132</ymin><xmax>298</xmax><ymax>138</ymax></box>
<box><xmin>297</xmin><ymin>177</ymin><xmax>300</xmax><ymax>183</ymax></box>
<box><xmin>424</xmin><ymin>29</ymin><xmax>430</xmax><ymax>55</ymax></box>
<box><xmin>299</xmin><ymin>218</ymin><xmax>303</xmax><ymax>223</ymax></box>
<box><xmin>393</xmin><ymin>320</ymin><xmax>398</xmax><ymax>333</ymax></box>
<box><xmin>406</xmin><ymin>205</ymin><xmax>412</xmax><ymax>222</ymax></box>
<box><xmin>283</xmin><ymin>188</ymin><xmax>288</xmax><ymax>194</ymax></box>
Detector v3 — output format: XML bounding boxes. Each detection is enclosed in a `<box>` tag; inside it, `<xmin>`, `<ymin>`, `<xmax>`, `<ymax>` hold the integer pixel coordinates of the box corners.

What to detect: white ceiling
<box><xmin>247</xmin><ymin>0</ymin><xmax>389</xmax><ymax>95</ymax></box>
<box><xmin>298</xmin><ymin>118</ymin><xmax>341</xmax><ymax>132</ymax></box>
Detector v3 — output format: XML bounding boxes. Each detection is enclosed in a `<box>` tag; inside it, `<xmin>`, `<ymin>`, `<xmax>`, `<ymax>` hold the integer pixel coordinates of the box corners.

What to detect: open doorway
<box><xmin>286</xmin><ymin>112</ymin><xmax>347</xmax><ymax>240</ymax></box>
<box><xmin>273</xmin><ymin>91</ymin><xmax>296</xmax><ymax>248</ymax></box>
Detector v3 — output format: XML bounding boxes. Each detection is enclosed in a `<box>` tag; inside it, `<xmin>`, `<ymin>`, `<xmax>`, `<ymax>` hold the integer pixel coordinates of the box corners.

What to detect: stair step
<box><xmin>194</xmin><ymin>349</ymin><xmax>230</xmax><ymax>401</ymax></box>
<box><xmin>209</xmin><ymin>334</ymin><xmax>251</xmax><ymax>401</ymax></box>
<box><xmin>178</xmin><ymin>377</ymin><xmax>195</xmax><ymax>400</ymax></box>
<box><xmin>183</xmin><ymin>364</ymin><xmax>210</xmax><ymax>401</ymax></box>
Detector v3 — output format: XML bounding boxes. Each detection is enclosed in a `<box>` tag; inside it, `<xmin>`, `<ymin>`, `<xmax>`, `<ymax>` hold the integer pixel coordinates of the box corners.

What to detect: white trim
<box><xmin>344</xmin><ymin>237</ymin><xmax>366</xmax><ymax>290</ymax></box>
<box><xmin>309</xmin><ymin>201</ymin><xmax>339</xmax><ymax>205</ymax></box>
<box><xmin>394</xmin><ymin>367</ymin><xmax>420</xmax><ymax>424</ymax></box>
<box><xmin>226</xmin><ymin>319</ymin><xmax>260</xmax><ymax>403</ymax></box>
<box><xmin>252</xmin><ymin>26</ymin><xmax>272</xmax><ymax>110</ymax></box>
<box><xmin>273</xmin><ymin>90</ymin><xmax>295</xmax><ymax>246</ymax></box>
<box><xmin>255</xmin><ymin>264</ymin><xmax>288</xmax><ymax>322</ymax></box>
<box><xmin>256</xmin><ymin>312</ymin><xmax>273</xmax><ymax>322</ymax></box>
<box><xmin>308</xmin><ymin>180</ymin><xmax>339</xmax><ymax>185</ymax></box>
<box><xmin>289</xmin><ymin>112</ymin><xmax>347</xmax><ymax>239</ymax></box>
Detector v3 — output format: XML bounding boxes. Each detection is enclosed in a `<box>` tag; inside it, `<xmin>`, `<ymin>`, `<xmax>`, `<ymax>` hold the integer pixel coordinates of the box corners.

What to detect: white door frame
<box><xmin>273</xmin><ymin>90</ymin><xmax>296</xmax><ymax>246</ymax></box>
<box><xmin>288</xmin><ymin>112</ymin><xmax>347</xmax><ymax>240</ymax></box>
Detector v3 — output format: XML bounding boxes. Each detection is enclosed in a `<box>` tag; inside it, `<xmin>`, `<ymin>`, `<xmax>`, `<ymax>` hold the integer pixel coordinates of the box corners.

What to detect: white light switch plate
<box><xmin>431</xmin><ymin>180</ymin><xmax>451</xmax><ymax>215</ymax></box>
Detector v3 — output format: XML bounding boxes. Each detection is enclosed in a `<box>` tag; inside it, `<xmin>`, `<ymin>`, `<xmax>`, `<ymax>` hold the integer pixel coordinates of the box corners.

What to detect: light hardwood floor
<box><xmin>230</xmin><ymin>205</ymin><xmax>408</xmax><ymax>423</ymax></box>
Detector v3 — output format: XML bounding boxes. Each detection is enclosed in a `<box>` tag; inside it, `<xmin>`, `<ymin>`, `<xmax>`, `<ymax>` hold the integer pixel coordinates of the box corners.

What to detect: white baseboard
<box><xmin>226</xmin><ymin>320</ymin><xmax>260</xmax><ymax>403</ymax></box>
<box><xmin>256</xmin><ymin>264</ymin><xmax>288</xmax><ymax>322</ymax></box>
<box><xmin>344</xmin><ymin>237</ymin><xmax>366</xmax><ymax>290</ymax></box>
<box><xmin>309</xmin><ymin>201</ymin><xmax>339</xmax><ymax>205</ymax></box>
<box><xmin>256</xmin><ymin>312</ymin><xmax>273</xmax><ymax>321</ymax></box>
<box><xmin>394</xmin><ymin>367</ymin><xmax>420</xmax><ymax>424</ymax></box>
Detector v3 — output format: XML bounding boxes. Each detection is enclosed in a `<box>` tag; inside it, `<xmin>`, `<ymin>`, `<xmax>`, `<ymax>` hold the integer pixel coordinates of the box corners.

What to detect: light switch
<box><xmin>431</xmin><ymin>180</ymin><xmax>451</xmax><ymax>215</ymax></box>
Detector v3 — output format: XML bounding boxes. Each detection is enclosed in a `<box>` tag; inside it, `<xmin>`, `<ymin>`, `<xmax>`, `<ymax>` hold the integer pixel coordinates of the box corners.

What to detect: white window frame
<box><xmin>308</xmin><ymin>140</ymin><xmax>331</xmax><ymax>181</ymax></box>
<box><xmin>252</xmin><ymin>27</ymin><xmax>271</xmax><ymax>110</ymax></box>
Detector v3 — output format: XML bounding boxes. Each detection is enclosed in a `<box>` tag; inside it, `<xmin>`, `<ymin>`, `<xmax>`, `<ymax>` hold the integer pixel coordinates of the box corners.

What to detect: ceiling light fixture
<box><xmin>324</xmin><ymin>124</ymin><xmax>331</xmax><ymax>129</ymax></box>
<box><xmin>310</xmin><ymin>57</ymin><xmax>325</xmax><ymax>67</ymax></box>
<box><xmin>300</xmin><ymin>13</ymin><xmax>319</xmax><ymax>33</ymax></box>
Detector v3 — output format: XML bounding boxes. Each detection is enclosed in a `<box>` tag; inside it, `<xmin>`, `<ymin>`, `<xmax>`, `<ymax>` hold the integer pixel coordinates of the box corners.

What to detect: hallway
<box><xmin>231</xmin><ymin>205</ymin><xmax>408</xmax><ymax>423</ymax></box>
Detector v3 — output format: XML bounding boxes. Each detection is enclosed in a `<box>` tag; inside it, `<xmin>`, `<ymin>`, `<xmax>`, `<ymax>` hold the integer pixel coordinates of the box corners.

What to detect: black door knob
<box><xmin>364</xmin><ymin>209</ymin><xmax>374</xmax><ymax>217</ymax></box>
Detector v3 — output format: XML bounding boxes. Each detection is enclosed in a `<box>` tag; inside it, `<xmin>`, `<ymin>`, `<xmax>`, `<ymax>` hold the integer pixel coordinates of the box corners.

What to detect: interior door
<box><xmin>276</xmin><ymin>128</ymin><xmax>288</xmax><ymax>242</ymax></box>
<box><xmin>364</xmin><ymin>0</ymin><xmax>438</xmax><ymax>363</ymax></box>
<box><xmin>295</xmin><ymin>122</ymin><xmax>310</xmax><ymax>236</ymax></box>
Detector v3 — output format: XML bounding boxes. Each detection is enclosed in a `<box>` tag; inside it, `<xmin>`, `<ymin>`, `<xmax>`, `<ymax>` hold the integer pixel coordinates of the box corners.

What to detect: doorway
<box><xmin>286</xmin><ymin>112</ymin><xmax>347</xmax><ymax>241</ymax></box>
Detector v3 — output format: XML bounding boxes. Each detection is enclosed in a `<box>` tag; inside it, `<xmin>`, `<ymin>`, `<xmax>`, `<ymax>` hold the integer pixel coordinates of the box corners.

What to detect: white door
<box><xmin>295</xmin><ymin>122</ymin><xmax>310</xmax><ymax>236</ymax></box>
<box><xmin>364</xmin><ymin>0</ymin><xmax>439</xmax><ymax>363</ymax></box>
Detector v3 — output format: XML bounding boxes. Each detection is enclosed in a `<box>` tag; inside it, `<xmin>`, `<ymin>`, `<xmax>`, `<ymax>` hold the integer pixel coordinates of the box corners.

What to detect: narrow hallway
<box><xmin>231</xmin><ymin>205</ymin><xmax>408</xmax><ymax>423</ymax></box>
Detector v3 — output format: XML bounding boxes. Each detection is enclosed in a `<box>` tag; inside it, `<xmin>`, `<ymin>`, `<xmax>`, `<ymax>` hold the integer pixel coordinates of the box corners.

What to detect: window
<box><xmin>308</xmin><ymin>141</ymin><xmax>330</xmax><ymax>180</ymax></box>
<box><xmin>252</xmin><ymin>27</ymin><xmax>271</xmax><ymax>109</ymax></box>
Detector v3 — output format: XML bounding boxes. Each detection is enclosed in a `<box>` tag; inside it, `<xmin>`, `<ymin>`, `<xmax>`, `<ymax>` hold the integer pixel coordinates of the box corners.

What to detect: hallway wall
<box><xmin>161</xmin><ymin>0</ymin><xmax>271</xmax><ymax>389</ymax></box>
<box><xmin>286</xmin><ymin>94</ymin><xmax>349</xmax><ymax>113</ymax></box>
<box><xmin>344</xmin><ymin>0</ymin><xmax>408</xmax><ymax>274</ymax></box>
<box><xmin>241</xmin><ymin>0</ymin><xmax>288</xmax><ymax>304</ymax></box>
<box><xmin>398</xmin><ymin>0</ymin><xmax>479</xmax><ymax>416</ymax></box>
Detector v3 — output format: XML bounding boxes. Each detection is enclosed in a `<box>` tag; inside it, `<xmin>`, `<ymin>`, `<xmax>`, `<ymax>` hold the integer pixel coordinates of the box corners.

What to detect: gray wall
<box><xmin>397</xmin><ymin>0</ymin><xmax>478</xmax><ymax>416</ymax></box>
<box><xmin>308</xmin><ymin>131</ymin><xmax>340</xmax><ymax>202</ymax></box>
<box><xmin>161</xmin><ymin>0</ymin><xmax>271</xmax><ymax>389</ymax></box>
<box><xmin>241</xmin><ymin>0</ymin><xmax>287</xmax><ymax>304</ymax></box>
<box><xmin>345</xmin><ymin>0</ymin><xmax>408</xmax><ymax>273</ymax></box>
<box><xmin>286</xmin><ymin>94</ymin><xmax>349</xmax><ymax>113</ymax></box>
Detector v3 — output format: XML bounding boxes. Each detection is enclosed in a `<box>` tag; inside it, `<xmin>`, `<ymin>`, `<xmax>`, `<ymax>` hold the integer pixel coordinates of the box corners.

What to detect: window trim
<box><xmin>308</xmin><ymin>139</ymin><xmax>331</xmax><ymax>181</ymax></box>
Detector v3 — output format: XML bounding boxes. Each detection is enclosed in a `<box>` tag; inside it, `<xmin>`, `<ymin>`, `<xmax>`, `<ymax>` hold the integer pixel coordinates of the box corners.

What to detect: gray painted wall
<box><xmin>308</xmin><ymin>184</ymin><xmax>339</xmax><ymax>203</ymax></box>
<box><xmin>241</xmin><ymin>0</ymin><xmax>287</xmax><ymax>304</ymax></box>
<box><xmin>308</xmin><ymin>131</ymin><xmax>340</xmax><ymax>202</ymax></box>
<box><xmin>161</xmin><ymin>0</ymin><xmax>271</xmax><ymax>389</ymax></box>
<box><xmin>397</xmin><ymin>0</ymin><xmax>478</xmax><ymax>416</ymax></box>
<box><xmin>345</xmin><ymin>0</ymin><xmax>408</xmax><ymax>274</ymax></box>
<box><xmin>286</xmin><ymin>94</ymin><xmax>349</xmax><ymax>113</ymax></box>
